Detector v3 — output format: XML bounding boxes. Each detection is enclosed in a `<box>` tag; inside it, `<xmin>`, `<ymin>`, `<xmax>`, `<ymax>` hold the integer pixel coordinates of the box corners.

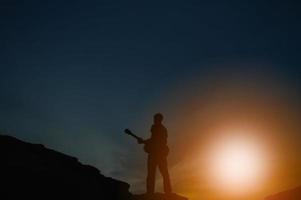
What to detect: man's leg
<box><xmin>147</xmin><ymin>155</ymin><xmax>156</xmax><ymax>194</ymax></box>
<box><xmin>158</xmin><ymin>157</ymin><xmax>172</xmax><ymax>194</ymax></box>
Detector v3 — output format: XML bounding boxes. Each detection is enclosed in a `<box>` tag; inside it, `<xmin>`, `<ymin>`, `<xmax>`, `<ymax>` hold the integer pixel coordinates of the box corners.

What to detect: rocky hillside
<box><xmin>265</xmin><ymin>186</ymin><xmax>301</xmax><ymax>200</ymax></box>
<box><xmin>0</xmin><ymin>135</ymin><xmax>187</xmax><ymax>200</ymax></box>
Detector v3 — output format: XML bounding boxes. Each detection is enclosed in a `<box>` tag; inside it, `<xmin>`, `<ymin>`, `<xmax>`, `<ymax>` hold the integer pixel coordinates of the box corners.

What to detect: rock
<box><xmin>265</xmin><ymin>186</ymin><xmax>301</xmax><ymax>200</ymax></box>
<box><xmin>0</xmin><ymin>134</ymin><xmax>131</xmax><ymax>200</ymax></box>
<box><xmin>0</xmin><ymin>134</ymin><xmax>188</xmax><ymax>200</ymax></box>
<box><xmin>134</xmin><ymin>193</ymin><xmax>188</xmax><ymax>200</ymax></box>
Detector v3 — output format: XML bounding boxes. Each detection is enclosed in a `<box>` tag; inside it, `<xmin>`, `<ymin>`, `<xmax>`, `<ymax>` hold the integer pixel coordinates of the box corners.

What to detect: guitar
<box><xmin>124</xmin><ymin>129</ymin><xmax>152</xmax><ymax>153</ymax></box>
<box><xmin>124</xmin><ymin>129</ymin><xmax>144</xmax><ymax>142</ymax></box>
<box><xmin>124</xmin><ymin>129</ymin><xmax>169</xmax><ymax>156</ymax></box>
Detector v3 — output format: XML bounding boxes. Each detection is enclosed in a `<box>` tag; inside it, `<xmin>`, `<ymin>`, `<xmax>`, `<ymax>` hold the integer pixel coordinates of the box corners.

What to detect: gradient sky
<box><xmin>1</xmin><ymin>1</ymin><xmax>301</xmax><ymax>200</ymax></box>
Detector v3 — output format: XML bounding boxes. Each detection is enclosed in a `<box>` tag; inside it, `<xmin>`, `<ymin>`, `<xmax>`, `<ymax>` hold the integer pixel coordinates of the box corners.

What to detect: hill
<box><xmin>265</xmin><ymin>186</ymin><xmax>301</xmax><ymax>200</ymax></box>
<box><xmin>0</xmin><ymin>135</ymin><xmax>187</xmax><ymax>200</ymax></box>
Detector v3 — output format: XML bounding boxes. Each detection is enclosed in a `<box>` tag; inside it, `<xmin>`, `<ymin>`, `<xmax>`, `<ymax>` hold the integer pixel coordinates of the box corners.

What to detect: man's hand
<box><xmin>137</xmin><ymin>138</ymin><xmax>144</xmax><ymax>144</ymax></box>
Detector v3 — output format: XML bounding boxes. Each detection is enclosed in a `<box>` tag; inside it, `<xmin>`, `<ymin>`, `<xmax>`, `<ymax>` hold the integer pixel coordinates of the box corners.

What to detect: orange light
<box><xmin>206</xmin><ymin>132</ymin><xmax>267</xmax><ymax>195</ymax></box>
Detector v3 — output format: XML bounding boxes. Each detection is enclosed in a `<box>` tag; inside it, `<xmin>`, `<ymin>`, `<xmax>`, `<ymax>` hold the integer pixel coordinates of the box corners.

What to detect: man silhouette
<box><xmin>138</xmin><ymin>113</ymin><xmax>172</xmax><ymax>194</ymax></box>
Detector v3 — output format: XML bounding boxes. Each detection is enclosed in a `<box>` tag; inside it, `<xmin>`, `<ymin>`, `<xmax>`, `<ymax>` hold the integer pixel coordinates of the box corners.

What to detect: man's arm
<box><xmin>138</xmin><ymin>138</ymin><xmax>151</xmax><ymax>144</ymax></box>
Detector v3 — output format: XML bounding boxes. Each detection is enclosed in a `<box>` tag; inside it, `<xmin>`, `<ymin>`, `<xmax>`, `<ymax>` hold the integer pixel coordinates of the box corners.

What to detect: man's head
<box><xmin>153</xmin><ymin>113</ymin><xmax>164</xmax><ymax>124</ymax></box>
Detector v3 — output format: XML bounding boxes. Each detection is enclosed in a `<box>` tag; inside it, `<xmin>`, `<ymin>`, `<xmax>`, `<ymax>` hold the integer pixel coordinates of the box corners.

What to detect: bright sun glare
<box><xmin>208</xmin><ymin>133</ymin><xmax>266</xmax><ymax>194</ymax></box>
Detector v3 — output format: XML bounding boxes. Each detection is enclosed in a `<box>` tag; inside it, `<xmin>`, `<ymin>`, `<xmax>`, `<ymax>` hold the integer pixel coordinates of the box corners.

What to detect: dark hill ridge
<box><xmin>265</xmin><ymin>186</ymin><xmax>301</xmax><ymax>200</ymax></box>
<box><xmin>134</xmin><ymin>193</ymin><xmax>188</xmax><ymax>200</ymax></box>
<box><xmin>0</xmin><ymin>135</ymin><xmax>187</xmax><ymax>200</ymax></box>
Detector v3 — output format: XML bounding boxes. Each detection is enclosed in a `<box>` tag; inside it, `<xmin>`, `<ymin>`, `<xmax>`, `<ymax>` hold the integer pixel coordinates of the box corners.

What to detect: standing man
<box><xmin>139</xmin><ymin>113</ymin><xmax>172</xmax><ymax>194</ymax></box>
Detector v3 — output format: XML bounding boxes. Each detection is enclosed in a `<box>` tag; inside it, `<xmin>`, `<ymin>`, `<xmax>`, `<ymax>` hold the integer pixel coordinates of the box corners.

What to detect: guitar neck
<box><xmin>126</xmin><ymin>132</ymin><xmax>143</xmax><ymax>141</ymax></box>
<box><xmin>129</xmin><ymin>133</ymin><xmax>142</xmax><ymax>141</ymax></box>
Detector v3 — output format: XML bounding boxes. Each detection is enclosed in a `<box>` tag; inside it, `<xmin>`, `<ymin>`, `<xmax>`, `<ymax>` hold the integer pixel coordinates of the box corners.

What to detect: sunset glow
<box><xmin>207</xmin><ymin>133</ymin><xmax>267</xmax><ymax>194</ymax></box>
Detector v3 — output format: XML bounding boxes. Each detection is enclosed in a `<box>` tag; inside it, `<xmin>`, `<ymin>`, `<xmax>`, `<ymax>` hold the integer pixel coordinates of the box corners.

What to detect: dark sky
<box><xmin>1</xmin><ymin>1</ymin><xmax>301</xmax><ymax>199</ymax></box>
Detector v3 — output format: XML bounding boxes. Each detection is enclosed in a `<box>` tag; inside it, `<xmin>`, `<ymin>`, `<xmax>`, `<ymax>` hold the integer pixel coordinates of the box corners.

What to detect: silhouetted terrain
<box><xmin>0</xmin><ymin>135</ymin><xmax>187</xmax><ymax>200</ymax></box>
<box><xmin>265</xmin><ymin>186</ymin><xmax>301</xmax><ymax>200</ymax></box>
<box><xmin>134</xmin><ymin>193</ymin><xmax>188</xmax><ymax>200</ymax></box>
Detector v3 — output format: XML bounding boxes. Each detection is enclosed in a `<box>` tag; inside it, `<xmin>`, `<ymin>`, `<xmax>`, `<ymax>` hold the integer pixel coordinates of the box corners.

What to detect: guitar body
<box><xmin>143</xmin><ymin>140</ymin><xmax>152</xmax><ymax>154</ymax></box>
<box><xmin>124</xmin><ymin>129</ymin><xmax>169</xmax><ymax>156</ymax></box>
<box><xmin>143</xmin><ymin>139</ymin><xmax>169</xmax><ymax>156</ymax></box>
